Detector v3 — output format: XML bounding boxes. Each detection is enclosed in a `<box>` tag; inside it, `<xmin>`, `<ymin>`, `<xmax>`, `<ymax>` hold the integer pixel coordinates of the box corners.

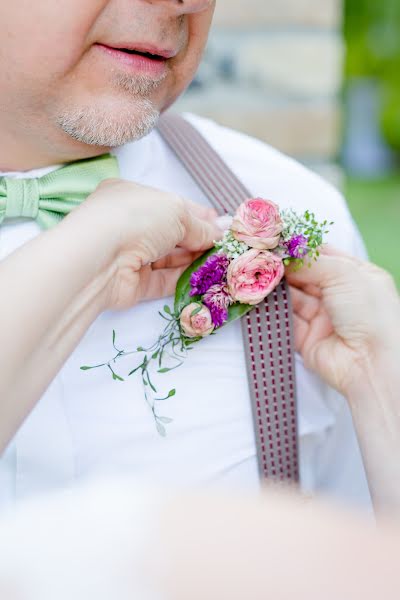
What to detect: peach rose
<box><xmin>227</xmin><ymin>249</ymin><xmax>284</xmax><ymax>305</ymax></box>
<box><xmin>180</xmin><ymin>303</ymin><xmax>215</xmax><ymax>338</ymax></box>
<box><xmin>231</xmin><ymin>198</ymin><xmax>283</xmax><ymax>250</ymax></box>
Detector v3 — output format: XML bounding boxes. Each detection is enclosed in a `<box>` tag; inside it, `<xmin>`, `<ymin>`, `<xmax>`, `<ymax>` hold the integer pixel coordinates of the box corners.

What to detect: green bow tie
<box><xmin>0</xmin><ymin>153</ymin><xmax>120</xmax><ymax>229</ymax></box>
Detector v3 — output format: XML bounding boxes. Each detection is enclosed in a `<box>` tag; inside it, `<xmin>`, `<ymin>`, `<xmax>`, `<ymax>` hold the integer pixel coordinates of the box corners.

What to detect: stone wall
<box><xmin>176</xmin><ymin>0</ymin><xmax>344</xmax><ymax>185</ymax></box>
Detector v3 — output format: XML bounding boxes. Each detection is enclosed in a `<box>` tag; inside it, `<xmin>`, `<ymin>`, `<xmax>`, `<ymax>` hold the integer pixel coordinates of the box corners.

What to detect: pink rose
<box><xmin>231</xmin><ymin>198</ymin><xmax>283</xmax><ymax>250</ymax></box>
<box><xmin>180</xmin><ymin>303</ymin><xmax>215</xmax><ymax>338</ymax></box>
<box><xmin>227</xmin><ymin>249</ymin><xmax>284</xmax><ymax>305</ymax></box>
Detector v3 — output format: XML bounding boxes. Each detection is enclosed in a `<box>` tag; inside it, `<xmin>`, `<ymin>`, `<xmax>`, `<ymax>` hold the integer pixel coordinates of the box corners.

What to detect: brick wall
<box><xmin>176</xmin><ymin>0</ymin><xmax>344</xmax><ymax>185</ymax></box>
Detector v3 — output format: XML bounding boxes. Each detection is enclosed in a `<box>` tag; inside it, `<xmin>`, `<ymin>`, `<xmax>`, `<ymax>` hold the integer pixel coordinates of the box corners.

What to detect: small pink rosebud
<box><xmin>227</xmin><ymin>249</ymin><xmax>284</xmax><ymax>305</ymax></box>
<box><xmin>180</xmin><ymin>303</ymin><xmax>215</xmax><ymax>338</ymax></box>
<box><xmin>231</xmin><ymin>198</ymin><xmax>283</xmax><ymax>250</ymax></box>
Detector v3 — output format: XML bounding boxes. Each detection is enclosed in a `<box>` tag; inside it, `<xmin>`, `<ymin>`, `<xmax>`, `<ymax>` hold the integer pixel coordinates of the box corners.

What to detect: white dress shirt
<box><xmin>0</xmin><ymin>113</ymin><xmax>371</xmax><ymax>511</ymax></box>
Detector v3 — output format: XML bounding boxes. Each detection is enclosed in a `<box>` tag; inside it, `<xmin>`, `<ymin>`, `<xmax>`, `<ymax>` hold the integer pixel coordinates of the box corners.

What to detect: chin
<box><xmin>55</xmin><ymin>94</ymin><xmax>161</xmax><ymax>147</ymax></box>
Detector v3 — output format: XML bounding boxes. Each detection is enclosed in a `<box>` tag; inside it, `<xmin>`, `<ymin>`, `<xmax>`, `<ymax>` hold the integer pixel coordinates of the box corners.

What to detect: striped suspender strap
<box><xmin>157</xmin><ymin>113</ymin><xmax>299</xmax><ymax>483</ymax></box>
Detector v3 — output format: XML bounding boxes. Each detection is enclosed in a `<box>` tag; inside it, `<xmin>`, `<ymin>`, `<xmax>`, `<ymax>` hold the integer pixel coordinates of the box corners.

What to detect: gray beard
<box><xmin>56</xmin><ymin>72</ymin><xmax>165</xmax><ymax>147</ymax></box>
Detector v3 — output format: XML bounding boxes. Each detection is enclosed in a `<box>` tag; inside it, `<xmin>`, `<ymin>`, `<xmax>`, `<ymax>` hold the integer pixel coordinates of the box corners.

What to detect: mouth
<box><xmin>95</xmin><ymin>43</ymin><xmax>175</xmax><ymax>77</ymax></box>
<box><xmin>118</xmin><ymin>48</ymin><xmax>166</xmax><ymax>61</ymax></box>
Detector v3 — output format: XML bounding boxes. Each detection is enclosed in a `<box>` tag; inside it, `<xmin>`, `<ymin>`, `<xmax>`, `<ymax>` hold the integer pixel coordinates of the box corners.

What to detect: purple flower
<box><xmin>190</xmin><ymin>253</ymin><xmax>230</xmax><ymax>296</ymax></box>
<box><xmin>203</xmin><ymin>283</ymin><xmax>232</xmax><ymax>328</ymax></box>
<box><xmin>286</xmin><ymin>234</ymin><xmax>309</xmax><ymax>259</ymax></box>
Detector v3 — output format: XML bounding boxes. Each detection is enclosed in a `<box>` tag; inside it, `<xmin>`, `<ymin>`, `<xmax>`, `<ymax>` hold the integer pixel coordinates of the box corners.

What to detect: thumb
<box><xmin>180</xmin><ymin>211</ymin><xmax>223</xmax><ymax>253</ymax></box>
<box><xmin>286</xmin><ymin>251</ymin><xmax>359</xmax><ymax>291</ymax></box>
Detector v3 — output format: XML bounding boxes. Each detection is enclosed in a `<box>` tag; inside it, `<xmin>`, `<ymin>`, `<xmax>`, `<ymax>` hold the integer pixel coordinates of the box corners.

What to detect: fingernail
<box><xmin>215</xmin><ymin>215</ymin><xmax>233</xmax><ymax>231</ymax></box>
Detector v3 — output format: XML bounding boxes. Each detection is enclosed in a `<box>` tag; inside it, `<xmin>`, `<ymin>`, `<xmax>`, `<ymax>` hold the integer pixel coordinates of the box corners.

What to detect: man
<box><xmin>0</xmin><ymin>0</ymin><xmax>370</xmax><ymax>509</ymax></box>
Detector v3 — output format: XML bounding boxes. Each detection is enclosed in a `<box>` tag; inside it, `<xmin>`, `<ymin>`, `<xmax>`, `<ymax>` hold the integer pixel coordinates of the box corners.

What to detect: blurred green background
<box><xmin>343</xmin><ymin>0</ymin><xmax>400</xmax><ymax>285</ymax></box>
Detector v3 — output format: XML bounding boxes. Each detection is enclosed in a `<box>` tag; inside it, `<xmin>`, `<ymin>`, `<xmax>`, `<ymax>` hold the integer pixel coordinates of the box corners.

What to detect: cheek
<box><xmin>0</xmin><ymin>1</ymin><xmax>107</xmax><ymax>84</ymax></box>
<box><xmin>164</xmin><ymin>7</ymin><xmax>214</xmax><ymax>106</ymax></box>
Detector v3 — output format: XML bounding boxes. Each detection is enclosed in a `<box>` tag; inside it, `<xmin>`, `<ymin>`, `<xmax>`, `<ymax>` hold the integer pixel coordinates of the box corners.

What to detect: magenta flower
<box><xmin>203</xmin><ymin>283</ymin><xmax>232</xmax><ymax>327</ymax></box>
<box><xmin>286</xmin><ymin>234</ymin><xmax>309</xmax><ymax>259</ymax></box>
<box><xmin>190</xmin><ymin>253</ymin><xmax>229</xmax><ymax>296</ymax></box>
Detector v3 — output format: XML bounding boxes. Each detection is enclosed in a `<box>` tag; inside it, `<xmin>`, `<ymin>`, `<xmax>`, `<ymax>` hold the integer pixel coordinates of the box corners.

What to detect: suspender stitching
<box><xmin>246</xmin><ymin>314</ymin><xmax>268</xmax><ymax>476</ymax></box>
<box><xmin>263</xmin><ymin>301</ymin><xmax>284</xmax><ymax>478</ymax></box>
<box><xmin>168</xmin><ymin>117</ymin><xmax>250</xmax><ymax>204</ymax></box>
<box><xmin>159</xmin><ymin>120</ymin><xmax>239</xmax><ymax>212</ymax></box>
<box><xmin>255</xmin><ymin>306</ymin><xmax>277</xmax><ymax>477</ymax></box>
<box><xmin>282</xmin><ymin>286</ymin><xmax>299</xmax><ymax>479</ymax></box>
<box><xmin>272</xmin><ymin>292</ymin><xmax>289</xmax><ymax>478</ymax></box>
<box><xmin>157</xmin><ymin>122</ymin><xmax>228</xmax><ymax>213</ymax></box>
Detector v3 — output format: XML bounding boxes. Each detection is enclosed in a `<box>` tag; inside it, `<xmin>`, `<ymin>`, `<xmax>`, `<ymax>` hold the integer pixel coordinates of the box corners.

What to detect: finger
<box><xmin>285</xmin><ymin>253</ymin><xmax>357</xmax><ymax>290</ymax></box>
<box><xmin>152</xmin><ymin>249</ymin><xmax>202</xmax><ymax>270</ymax></box>
<box><xmin>216</xmin><ymin>215</ymin><xmax>233</xmax><ymax>231</ymax></box>
<box><xmin>180</xmin><ymin>211</ymin><xmax>222</xmax><ymax>252</ymax></box>
<box><xmin>320</xmin><ymin>244</ymin><xmax>357</xmax><ymax>258</ymax></box>
<box><xmin>140</xmin><ymin>265</ymin><xmax>189</xmax><ymax>301</ymax></box>
<box><xmin>186</xmin><ymin>201</ymin><xmax>218</xmax><ymax>223</ymax></box>
<box><xmin>293</xmin><ymin>313</ymin><xmax>309</xmax><ymax>354</ymax></box>
<box><xmin>290</xmin><ymin>286</ymin><xmax>321</xmax><ymax>322</ymax></box>
<box><xmin>301</xmin><ymin>283</ymin><xmax>322</xmax><ymax>298</ymax></box>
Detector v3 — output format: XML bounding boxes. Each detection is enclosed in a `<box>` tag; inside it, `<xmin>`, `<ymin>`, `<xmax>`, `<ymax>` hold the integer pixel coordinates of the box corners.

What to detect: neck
<box><xmin>0</xmin><ymin>124</ymin><xmax>110</xmax><ymax>172</ymax></box>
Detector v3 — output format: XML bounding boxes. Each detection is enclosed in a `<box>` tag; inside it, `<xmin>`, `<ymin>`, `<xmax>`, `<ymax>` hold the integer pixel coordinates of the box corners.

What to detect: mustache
<box><xmin>105</xmin><ymin>13</ymin><xmax>188</xmax><ymax>56</ymax></box>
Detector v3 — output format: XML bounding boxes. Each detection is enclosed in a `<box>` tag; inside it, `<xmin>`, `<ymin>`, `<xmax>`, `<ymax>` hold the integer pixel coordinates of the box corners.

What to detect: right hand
<box><xmin>286</xmin><ymin>247</ymin><xmax>400</xmax><ymax>397</ymax></box>
<box><xmin>68</xmin><ymin>178</ymin><xmax>221</xmax><ymax>310</ymax></box>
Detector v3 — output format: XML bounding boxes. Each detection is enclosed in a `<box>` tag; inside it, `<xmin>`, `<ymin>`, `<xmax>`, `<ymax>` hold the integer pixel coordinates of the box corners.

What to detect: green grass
<box><xmin>344</xmin><ymin>176</ymin><xmax>400</xmax><ymax>287</ymax></box>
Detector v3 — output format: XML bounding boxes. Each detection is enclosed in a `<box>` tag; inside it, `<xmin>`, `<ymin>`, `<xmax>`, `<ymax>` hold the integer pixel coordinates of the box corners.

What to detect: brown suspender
<box><xmin>158</xmin><ymin>113</ymin><xmax>299</xmax><ymax>483</ymax></box>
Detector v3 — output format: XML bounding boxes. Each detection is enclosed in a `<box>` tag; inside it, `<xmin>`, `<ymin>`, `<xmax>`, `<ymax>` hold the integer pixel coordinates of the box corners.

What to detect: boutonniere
<box><xmin>82</xmin><ymin>198</ymin><xmax>332</xmax><ymax>436</ymax></box>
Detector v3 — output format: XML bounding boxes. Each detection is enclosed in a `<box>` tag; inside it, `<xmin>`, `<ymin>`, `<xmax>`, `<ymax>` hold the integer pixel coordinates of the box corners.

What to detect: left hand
<box><xmin>286</xmin><ymin>246</ymin><xmax>400</xmax><ymax>397</ymax></box>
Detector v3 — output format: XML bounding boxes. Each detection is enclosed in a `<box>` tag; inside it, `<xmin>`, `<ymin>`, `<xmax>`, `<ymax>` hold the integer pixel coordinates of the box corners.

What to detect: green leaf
<box><xmin>155</xmin><ymin>388</ymin><xmax>176</xmax><ymax>402</ymax></box>
<box><xmin>112</xmin><ymin>372</ymin><xmax>124</xmax><ymax>382</ymax></box>
<box><xmin>164</xmin><ymin>305</ymin><xmax>172</xmax><ymax>315</ymax></box>
<box><xmin>158</xmin><ymin>367</ymin><xmax>172</xmax><ymax>374</ymax></box>
<box><xmin>174</xmin><ymin>247</ymin><xmax>217</xmax><ymax>314</ymax></box>
<box><xmin>80</xmin><ymin>365</ymin><xmax>93</xmax><ymax>370</ymax></box>
<box><xmin>191</xmin><ymin>305</ymin><xmax>203</xmax><ymax>317</ymax></box>
<box><xmin>128</xmin><ymin>364</ymin><xmax>142</xmax><ymax>376</ymax></box>
<box><xmin>112</xmin><ymin>330</ymin><xmax>116</xmax><ymax>345</ymax></box>
<box><xmin>226</xmin><ymin>301</ymin><xmax>253</xmax><ymax>324</ymax></box>
<box><xmin>137</xmin><ymin>346</ymin><xmax>145</xmax><ymax>352</ymax></box>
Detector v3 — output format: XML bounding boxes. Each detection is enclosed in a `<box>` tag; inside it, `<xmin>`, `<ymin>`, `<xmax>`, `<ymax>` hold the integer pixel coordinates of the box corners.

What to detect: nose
<box><xmin>154</xmin><ymin>0</ymin><xmax>214</xmax><ymax>15</ymax></box>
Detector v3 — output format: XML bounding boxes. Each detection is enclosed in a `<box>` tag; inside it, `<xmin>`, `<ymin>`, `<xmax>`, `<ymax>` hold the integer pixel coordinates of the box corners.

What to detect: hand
<box><xmin>286</xmin><ymin>247</ymin><xmax>400</xmax><ymax>397</ymax></box>
<box><xmin>69</xmin><ymin>179</ymin><xmax>221</xmax><ymax>310</ymax></box>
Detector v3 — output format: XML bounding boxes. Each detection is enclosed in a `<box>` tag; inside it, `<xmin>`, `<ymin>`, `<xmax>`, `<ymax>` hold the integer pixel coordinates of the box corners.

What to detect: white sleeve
<box><xmin>0</xmin><ymin>480</ymin><xmax>166</xmax><ymax>600</ymax></box>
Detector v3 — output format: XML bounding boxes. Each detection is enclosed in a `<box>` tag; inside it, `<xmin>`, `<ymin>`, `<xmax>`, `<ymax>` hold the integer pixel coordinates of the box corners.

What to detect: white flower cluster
<box><xmin>280</xmin><ymin>208</ymin><xmax>303</xmax><ymax>242</ymax></box>
<box><xmin>214</xmin><ymin>230</ymin><xmax>249</xmax><ymax>259</ymax></box>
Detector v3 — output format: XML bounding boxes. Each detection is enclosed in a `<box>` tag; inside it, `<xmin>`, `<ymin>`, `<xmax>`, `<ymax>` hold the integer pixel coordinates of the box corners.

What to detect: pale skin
<box><xmin>287</xmin><ymin>248</ymin><xmax>400</xmax><ymax>516</ymax></box>
<box><xmin>1</xmin><ymin>0</ymin><xmax>400</xmax><ymax>597</ymax></box>
<box><xmin>0</xmin><ymin>0</ymin><xmax>216</xmax><ymax>169</ymax></box>
<box><xmin>0</xmin><ymin>0</ymin><xmax>216</xmax><ymax>444</ymax></box>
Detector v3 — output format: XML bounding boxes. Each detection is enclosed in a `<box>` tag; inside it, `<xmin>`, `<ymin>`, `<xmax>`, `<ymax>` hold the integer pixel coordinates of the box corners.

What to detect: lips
<box><xmin>99</xmin><ymin>43</ymin><xmax>177</xmax><ymax>60</ymax></box>
<box><xmin>95</xmin><ymin>43</ymin><xmax>174</xmax><ymax>77</ymax></box>
<box><xmin>118</xmin><ymin>48</ymin><xmax>165</xmax><ymax>61</ymax></box>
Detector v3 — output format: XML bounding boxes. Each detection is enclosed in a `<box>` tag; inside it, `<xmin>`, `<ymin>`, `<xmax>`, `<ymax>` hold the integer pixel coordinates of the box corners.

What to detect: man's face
<box><xmin>0</xmin><ymin>0</ymin><xmax>215</xmax><ymax>154</ymax></box>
